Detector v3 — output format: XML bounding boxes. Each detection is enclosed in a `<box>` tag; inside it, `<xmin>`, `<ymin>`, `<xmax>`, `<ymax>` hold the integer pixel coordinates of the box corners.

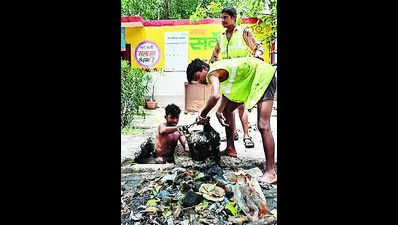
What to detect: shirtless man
<box><xmin>154</xmin><ymin>104</ymin><xmax>190</xmax><ymax>163</ymax></box>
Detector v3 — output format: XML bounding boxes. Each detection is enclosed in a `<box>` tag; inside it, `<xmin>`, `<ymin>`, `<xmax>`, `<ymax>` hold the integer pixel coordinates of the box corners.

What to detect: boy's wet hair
<box><xmin>221</xmin><ymin>7</ymin><xmax>237</xmax><ymax>19</ymax></box>
<box><xmin>165</xmin><ymin>104</ymin><xmax>181</xmax><ymax>118</ymax></box>
<box><xmin>186</xmin><ymin>58</ymin><xmax>210</xmax><ymax>83</ymax></box>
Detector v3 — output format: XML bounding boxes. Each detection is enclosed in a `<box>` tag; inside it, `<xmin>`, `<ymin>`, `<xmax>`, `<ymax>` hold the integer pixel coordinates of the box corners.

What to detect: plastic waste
<box><xmin>173</xmin><ymin>205</ymin><xmax>182</xmax><ymax>219</ymax></box>
<box><xmin>243</xmin><ymin>167</ymin><xmax>264</xmax><ymax>179</ymax></box>
<box><xmin>225</xmin><ymin>201</ymin><xmax>237</xmax><ymax>216</ymax></box>
<box><xmin>194</xmin><ymin>201</ymin><xmax>209</xmax><ymax>214</ymax></box>
<box><xmin>180</xmin><ymin>220</ymin><xmax>190</xmax><ymax>225</ymax></box>
<box><xmin>182</xmin><ymin>191</ymin><xmax>204</xmax><ymax>207</ymax></box>
<box><xmin>145</xmin><ymin>207</ymin><xmax>160</xmax><ymax>213</ymax></box>
<box><xmin>129</xmin><ymin>212</ymin><xmax>143</xmax><ymax>221</ymax></box>
<box><xmin>203</xmin><ymin>163</ymin><xmax>224</xmax><ymax>177</ymax></box>
<box><xmin>199</xmin><ymin>183</ymin><xmax>225</xmax><ymax>202</ymax></box>
<box><xmin>166</xmin><ymin>217</ymin><xmax>174</xmax><ymax>225</ymax></box>
<box><xmin>161</xmin><ymin>171</ymin><xmax>178</xmax><ymax>183</ymax></box>
<box><xmin>146</xmin><ymin>199</ymin><xmax>160</xmax><ymax>206</ymax></box>
<box><xmin>228</xmin><ymin>216</ymin><xmax>247</xmax><ymax>224</ymax></box>
<box><xmin>231</xmin><ymin>173</ymin><xmax>268</xmax><ymax>221</ymax></box>
<box><xmin>157</xmin><ymin>190</ymin><xmax>171</xmax><ymax>199</ymax></box>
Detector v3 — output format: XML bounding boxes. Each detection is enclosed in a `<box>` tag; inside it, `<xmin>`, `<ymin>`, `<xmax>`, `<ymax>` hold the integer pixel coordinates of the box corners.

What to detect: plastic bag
<box><xmin>230</xmin><ymin>173</ymin><xmax>268</xmax><ymax>221</ymax></box>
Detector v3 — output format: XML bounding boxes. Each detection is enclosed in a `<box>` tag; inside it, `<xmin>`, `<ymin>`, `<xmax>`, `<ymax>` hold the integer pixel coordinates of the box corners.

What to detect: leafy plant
<box><xmin>121</xmin><ymin>60</ymin><xmax>152</xmax><ymax>128</ymax></box>
<box><xmin>189</xmin><ymin>1</ymin><xmax>223</xmax><ymax>22</ymax></box>
<box><xmin>189</xmin><ymin>0</ymin><xmax>277</xmax><ymax>52</ymax></box>
<box><xmin>142</xmin><ymin>68</ymin><xmax>165</xmax><ymax>102</ymax></box>
<box><xmin>121</xmin><ymin>0</ymin><xmax>199</xmax><ymax>20</ymax></box>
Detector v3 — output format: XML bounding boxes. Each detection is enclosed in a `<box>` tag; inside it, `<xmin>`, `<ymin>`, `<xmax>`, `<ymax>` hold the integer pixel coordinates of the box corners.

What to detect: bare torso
<box><xmin>154</xmin><ymin>124</ymin><xmax>181</xmax><ymax>162</ymax></box>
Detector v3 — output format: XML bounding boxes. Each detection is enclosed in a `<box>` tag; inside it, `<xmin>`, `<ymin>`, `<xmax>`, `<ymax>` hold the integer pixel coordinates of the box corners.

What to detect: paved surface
<box><xmin>121</xmin><ymin>95</ymin><xmax>277</xmax><ymax>163</ymax></box>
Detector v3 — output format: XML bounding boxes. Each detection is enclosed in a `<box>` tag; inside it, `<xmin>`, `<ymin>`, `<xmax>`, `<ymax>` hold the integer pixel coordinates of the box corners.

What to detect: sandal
<box><xmin>243</xmin><ymin>137</ymin><xmax>255</xmax><ymax>148</ymax></box>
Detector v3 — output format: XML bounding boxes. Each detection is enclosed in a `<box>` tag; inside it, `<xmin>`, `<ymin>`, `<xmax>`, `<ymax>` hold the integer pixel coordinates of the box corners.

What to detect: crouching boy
<box><xmin>154</xmin><ymin>104</ymin><xmax>190</xmax><ymax>163</ymax></box>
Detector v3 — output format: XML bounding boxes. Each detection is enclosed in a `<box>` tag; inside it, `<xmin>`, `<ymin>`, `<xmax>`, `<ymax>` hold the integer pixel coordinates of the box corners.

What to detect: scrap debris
<box><xmin>121</xmin><ymin>164</ymin><xmax>277</xmax><ymax>225</ymax></box>
<box><xmin>122</xmin><ymin>121</ymin><xmax>277</xmax><ymax>224</ymax></box>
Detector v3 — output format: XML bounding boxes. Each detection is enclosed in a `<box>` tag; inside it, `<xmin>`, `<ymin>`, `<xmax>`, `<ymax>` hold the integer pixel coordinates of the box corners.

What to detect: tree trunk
<box><xmin>164</xmin><ymin>0</ymin><xmax>170</xmax><ymax>19</ymax></box>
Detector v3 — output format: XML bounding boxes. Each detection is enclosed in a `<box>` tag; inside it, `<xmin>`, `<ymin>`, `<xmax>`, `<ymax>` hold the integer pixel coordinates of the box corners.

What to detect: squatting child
<box><xmin>154</xmin><ymin>104</ymin><xmax>190</xmax><ymax>163</ymax></box>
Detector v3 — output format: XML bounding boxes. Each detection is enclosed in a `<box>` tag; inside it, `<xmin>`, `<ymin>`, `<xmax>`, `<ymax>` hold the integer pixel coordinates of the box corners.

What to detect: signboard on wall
<box><xmin>164</xmin><ymin>32</ymin><xmax>188</xmax><ymax>72</ymax></box>
<box><xmin>134</xmin><ymin>41</ymin><xmax>161</xmax><ymax>67</ymax></box>
<box><xmin>125</xmin><ymin>19</ymin><xmax>271</xmax><ymax>69</ymax></box>
<box><xmin>121</xmin><ymin>27</ymin><xmax>126</xmax><ymax>51</ymax></box>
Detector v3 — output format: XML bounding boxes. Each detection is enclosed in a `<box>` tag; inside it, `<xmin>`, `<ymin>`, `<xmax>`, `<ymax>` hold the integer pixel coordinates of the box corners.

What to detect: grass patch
<box><xmin>121</xmin><ymin>127</ymin><xmax>146</xmax><ymax>135</ymax></box>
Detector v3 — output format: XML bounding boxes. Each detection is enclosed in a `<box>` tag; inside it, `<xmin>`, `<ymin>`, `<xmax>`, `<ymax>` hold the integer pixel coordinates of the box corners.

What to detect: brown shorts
<box><xmin>258</xmin><ymin>71</ymin><xmax>277</xmax><ymax>103</ymax></box>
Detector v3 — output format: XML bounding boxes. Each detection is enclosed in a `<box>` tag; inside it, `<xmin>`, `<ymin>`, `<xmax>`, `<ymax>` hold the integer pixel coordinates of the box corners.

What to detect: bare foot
<box><xmin>220</xmin><ymin>148</ymin><xmax>238</xmax><ymax>157</ymax></box>
<box><xmin>258</xmin><ymin>170</ymin><xmax>277</xmax><ymax>185</ymax></box>
<box><xmin>155</xmin><ymin>156</ymin><xmax>166</xmax><ymax>164</ymax></box>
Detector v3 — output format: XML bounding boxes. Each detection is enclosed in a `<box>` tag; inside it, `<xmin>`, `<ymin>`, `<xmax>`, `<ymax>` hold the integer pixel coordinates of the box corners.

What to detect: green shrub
<box><xmin>121</xmin><ymin>60</ymin><xmax>151</xmax><ymax>128</ymax></box>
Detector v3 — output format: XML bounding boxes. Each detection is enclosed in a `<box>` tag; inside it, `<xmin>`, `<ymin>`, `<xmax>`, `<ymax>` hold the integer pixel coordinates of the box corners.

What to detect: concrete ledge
<box><xmin>121</xmin><ymin>163</ymin><xmax>175</xmax><ymax>174</ymax></box>
<box><xmin>219</xmin><ymin>156</ymin><xmax>265</xmax><ymax>171</ymax></box>
<box><xmin>246</xmin><ymin>216</ymin><xmax>277</xmax><ymax>225</ymax></box>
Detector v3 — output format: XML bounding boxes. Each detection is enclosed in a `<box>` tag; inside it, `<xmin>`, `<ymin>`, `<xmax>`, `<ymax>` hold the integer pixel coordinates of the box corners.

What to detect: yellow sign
<box><xmin>125</xmin><ymin>22</ymin><xmax>270</xmax><ymax>69</ymax></box>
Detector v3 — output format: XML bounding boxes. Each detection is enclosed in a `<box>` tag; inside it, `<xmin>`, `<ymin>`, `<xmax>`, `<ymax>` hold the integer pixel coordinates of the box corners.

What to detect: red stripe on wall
<box><xmin>120</xmin><ymin>16</ymin><xmax>260</xmax><ymax>27</ymax></box>
<box><xmin>121</xmin><ymin>16</ymin><xmax>145</xmax><ymax>23</ymax></box>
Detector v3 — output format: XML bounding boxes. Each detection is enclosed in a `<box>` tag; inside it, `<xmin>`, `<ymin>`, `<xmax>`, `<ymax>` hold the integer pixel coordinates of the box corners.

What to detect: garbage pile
<box><xmin>122</xmin><ymin>121</ymin><xmax>277</xmax><ymax>224</ymax></box>
<box><xmin>121</xmin><ymin>163</ymin><xmax>277</xmax><ymax>225</ymax></box>
<box><xmin>185</xmin><ymin>123</ymin><xmax>220</xmax><ymax>162</ymax></box>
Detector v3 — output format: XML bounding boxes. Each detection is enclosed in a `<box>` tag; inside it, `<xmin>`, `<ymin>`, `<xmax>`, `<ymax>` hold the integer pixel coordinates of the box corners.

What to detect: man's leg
<box><xmin>238</xmin><ymin>105</ymin><xmax>254</xmax><ymax>148</ymax></box>
<box><xmin>221</xmin><ymin>101</ymin><xmax>241</xmax><ymax>157</ymax></box>
<box><xmin>221</xmin><ymin>110</ymin><xmax>239</xmax><ymax>141</ymax></box>
<box><xmin>237</xmin><ymin>105</ymin><xmax>249</xmax><ymax>138</ymax></box>
<box><xmin>256</xmin><ymin>99</ymin><xmax>277</xmax><ymax>184</ymax></box>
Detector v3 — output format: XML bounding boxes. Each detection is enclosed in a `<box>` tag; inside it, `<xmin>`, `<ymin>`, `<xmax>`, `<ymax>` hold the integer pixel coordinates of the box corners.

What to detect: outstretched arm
<box><xmin>215</xmin><ymin>95</ymin><xmax>230</xmax><ymax>127</ymax></box>
<box><xmin>198</xmin><ymin>75</ymin><xmax>220</xmax><ymax>121</ymax></box>
<box><xmin>179</xmin><ymin>134</ymin><xmax>190</xmax><ymax>152</ymax></box>
<box><xmin>158</xmin><ymin>123</ymin><xmax>180</xmax><ymax>135</ymax></box>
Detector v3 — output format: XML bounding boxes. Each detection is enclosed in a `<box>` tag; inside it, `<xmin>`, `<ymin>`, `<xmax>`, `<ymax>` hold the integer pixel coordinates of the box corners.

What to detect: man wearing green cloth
<box><xmin>210</xmin><ymin>6</ymin><xmax>266</xmax><ymax>148</ymax></box>
<box><xmin>186</xmin><ymin>57</ymin><xmax>277</xmax><ymax>185</ymax></box>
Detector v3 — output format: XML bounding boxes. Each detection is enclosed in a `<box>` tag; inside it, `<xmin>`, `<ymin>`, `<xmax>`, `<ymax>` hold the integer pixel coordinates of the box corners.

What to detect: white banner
<box><xmin>164</xmin><ymin>32</ymin><xmax>188</xmax><ymax>72</ymax></box>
